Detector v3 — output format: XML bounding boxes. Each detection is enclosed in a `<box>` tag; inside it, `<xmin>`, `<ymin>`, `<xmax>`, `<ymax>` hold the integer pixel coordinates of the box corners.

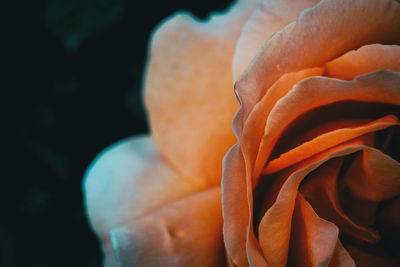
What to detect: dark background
<box><xmin>6</xmin><ymin>0</ymin><xmax>231</xmax><ymax>266</ymax></box>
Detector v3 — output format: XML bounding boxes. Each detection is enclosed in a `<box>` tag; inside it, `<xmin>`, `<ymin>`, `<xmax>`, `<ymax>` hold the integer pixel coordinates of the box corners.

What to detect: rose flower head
<box><xmin>83</xmin><ymin>0</ymin><xmax>400</xmax><ymax>266</ymax></box>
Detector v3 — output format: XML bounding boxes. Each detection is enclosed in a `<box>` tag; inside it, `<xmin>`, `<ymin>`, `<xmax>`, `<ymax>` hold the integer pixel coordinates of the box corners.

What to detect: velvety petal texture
<box><xmin>110</xmin><ymin>187</ymin><xmax>224</xmax><ymax>267</ymax></box>
<box><xmin>233</xmin><ymin>0</ymin><xmax>320</xmax><ymax>81</ymax></box>
<box><xmin>222</xmin><ymin>0</ymin><xmax>400</xmax><ymax>266</ymax></box>
<box><xmin>83</xmin><ymin>136</ymin><xmax>211</xmax><ymax>265</ymax></box>
<box><xmin>144</xmin><ymin>0</ymin><xmax>260</xmax><ymax>186</ymax></box>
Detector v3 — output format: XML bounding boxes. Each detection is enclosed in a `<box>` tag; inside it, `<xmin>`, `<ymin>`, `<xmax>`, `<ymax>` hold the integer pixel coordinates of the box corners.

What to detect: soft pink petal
<box><xmin>233</xmin><ymin>0</ymin><xmax>320</xmax><ymax>81</ymax></box>
<box><xmin>144</xmin><ymin>0</ymin><xmax>260</xmax><ymax>186</ymax></box>
<box><xmin>109</xmin><ymin>187</ymin><xmax>224</xmax><ymax>267</ymax></box>
<box><xmin>83</xmin><ymin>135</ymin><xmax>203</xmax><ymax>264</ymax></box>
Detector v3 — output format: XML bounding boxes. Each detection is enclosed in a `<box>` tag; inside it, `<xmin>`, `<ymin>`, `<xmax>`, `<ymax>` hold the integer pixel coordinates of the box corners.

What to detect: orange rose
<box><xmin>222</xmin><ymin>0</ymin><xmax>400</xmax><ymax>266</ymax></box>
<box><xmin>83</xmin><ymin>0</ymin><xmax>400</xmax><ymax>266</ymax></box>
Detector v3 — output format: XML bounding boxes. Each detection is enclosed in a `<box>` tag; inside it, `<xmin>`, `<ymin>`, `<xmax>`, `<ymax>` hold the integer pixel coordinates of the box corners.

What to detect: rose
<box><xmin>83</xmin><ymin>0</ymin><xmax>400</xmax><ymax>266</ymax></box>
<box><xmin>222</xmin><ymin>0</ymin><xmax>400</xmax><ymax>266</ymax></box>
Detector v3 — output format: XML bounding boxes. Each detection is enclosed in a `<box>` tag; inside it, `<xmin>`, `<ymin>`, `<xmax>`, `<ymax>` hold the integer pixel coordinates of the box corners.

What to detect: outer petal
<box><xmin>233</xmin><ymin>0</ymin><xmax>320</xmax><ymax>81</ymax></box>
<box><xmin>144</xmin><ymin>0</ymin><xmax>260</xmax><ymax>186</ymax></box>
<box><xmin>222</xmin><ymin>144</ymin><xmax>252</xmax><ymax>267</ymax></box>
<box><xmin>222</xmin><ymin>68</ymin><xmax>324</xmax><ymax>267</ymax></box>
<box><xmin>110</xmin><ymin>187</ymin><xmax>224</xmax><ymax>267</ymax></box>
<box><xmin>234</xmin><ymin>0</ymin><xmax>400</xmax><ymax>135</ymax></box>
<box><xmin>83</xmin><ymin>135</ymin><xmax>204</xmax><ymax>265</ymax></box>
<box><xmin>325</xmin><ymin>44</ymin><xmax>400</xmax><ymax>80</ymax></box>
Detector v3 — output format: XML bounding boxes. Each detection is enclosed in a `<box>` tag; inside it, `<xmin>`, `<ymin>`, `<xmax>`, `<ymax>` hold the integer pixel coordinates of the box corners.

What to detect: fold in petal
<box><xmin>144</xmin><ymin>0</ymin><xmax>260</xmax><ymax>186</ymax></box>
<box><xmin>328</xmin><ymin>240</ymin><xmax>356</xmax><ymax>267</ymax></box>
<box><xmin>110</xmin><ymin>187</ymin><xmax>224</xmax><ymax>267</ymax></box>
<box><xmin>243</xmin><ymin>67</ymin><xmax>324</xmax><ymax>174</ymax></box>
<box><xmin>258</xmin><ymin>138</ymin><xmax>376</xmax><ymax>267</ymax></box>
<box><xmin>299</xmin><ymin>158</ymin><xmax>381</xmax><ymax>244</ymax></box>
<box><xmin>264</xmin><ymin>115</ymin><xmax>400</xmax><ymax>174</ymax></box>
<box><xmin>342</xmin><ymin>147</ymin><xmax>400</xmax><ymax>202</ymax></box>
<box><xmin>325</xmin><ymin>44</ymin><xmax>400</xmax><ymax>80</ymax></box>
<box><xmin>234</xmin><ymin>0</ymin><xmax>400</xmax><ymax>136</ymax></box>
<box><xmin>232</xmin><ymin>0</ymin><xmax>320</xmax><ymax>81</ymax></box>
<box><xmin>83</xmin><ymin>136</ymin><xmax>203</xmax><ymax>264</ymax></box>
<box><xmin>287</xmin><ymin>193</ymin><xmax>354</xmax><ymax>267</ymax></box>
<box><xmin>255</xmin><ymin>70</ymin><xmax>400</xmax><ymax>182</ymax></box>
<box><xmin>222</xmin><ymin>144</ymin><xmax>254</xmax><ymax>267</ymax></box>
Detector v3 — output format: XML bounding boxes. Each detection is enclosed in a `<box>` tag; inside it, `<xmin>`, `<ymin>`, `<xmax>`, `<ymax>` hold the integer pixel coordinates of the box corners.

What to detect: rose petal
<box><xmin>144</xmin><ymin>0</ymin><xmax>260</xmax><ymax>186</ymax></box>
<box><xmin>299</xmin><ymin>158</ymin><xmax>381</xmax><ymax>244</ymax></box>
<box><xmin>234</xmin><ymin>0</ymin><xmax>400</xmax><ymax>136</ymax></box>
<box><xmin>243</xmin><ymin>67</ymin><xmax>324</xmax><ymax>173</ymax></box>
<box><xmin>232</xmin><ymin>0</ymin><xmax>320</xmax><ymax>81</ymax></box>
<box><xmin>83</xmin><ymin>135</ymin><xmax>203</xmax><ymax>264</ymax></box>
<box><xmin>342</xmin><ymin>147</ymin><xmax>400</xmax><ymax>202</ymax></box>
<box><xmin>222</xmin><ymin>144</ymin><xmax>257</xmax><ymax>267</ymax></box>
<box><xmin>109</xmin><ymin>187</ymin><xmax>224</xmax><ymax>267</ymax></box>
<box><xmin>325</xmin><ymin>44</ymin><xmax>400</xmax><ymax>80</ymax></box>
<box><xmin>329</xmin><ymin>240</ymin><xmax>356</xmax><ymax>267</ymax></box>
<box><xmin>223</xmin><ymin>68</ymin><xmax>324</xmax><ymax>266</ymax></box>
<box><xmin>264</xmin><ymin>115</ymin><xmax>400</xmax><ymax>174</ymax></box>
<box><xmin>255</xmin><ymin>70</ymin><xmax>400</xmax><ymax>182</ymax></box>
<box><xmin>287</xmin><ymin>193</ymin><xmax>354</xmax><ymax>267</ymax></box>
<box><xmin>258</xmin><ymin>138</ymin><xmax>375</xmax><ymax>266</ymax></box>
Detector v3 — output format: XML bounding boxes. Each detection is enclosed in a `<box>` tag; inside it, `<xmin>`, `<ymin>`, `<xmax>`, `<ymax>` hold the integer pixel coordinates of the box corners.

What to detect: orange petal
<box><xmin>299</xmin><ymin>158</ymin><xmax>381</xmax><ymax>244</ymax></box>
<box><xmin>242</xmin><ymin>67</ymin><xmax>324</xmax><ymax>174</ymax></box>
<box><xmin>224</xmin><ymin>69</ymin><xmax>324</xmax><ymax>267</ymax></box>
<box><xmin>222</xmin><ymin>144</ymin><xmax>255</xmax><ymax>267</ymax></box>
<box><xmin>110</xmin><ymin>187</ymin><xmax>224</xmax><ymax>266</ymax></box>
<box><xmin>144</xmin><ymin>0</ymin><xmax>259</xmax><ymax>186</ymax></box>
<box><xmin>287</xmin><ymin>193</ymin><xmax>353</xmax><ymax>267</ymax></box>
<box><xmin>83</xmin><ymin>135</ymin><xmax>203</xmax><ymax>264</ymax></box>
<box><xmin>233</xmin><ymin>0</ymin><xmax>320</xmax><ymax>81</ymax></box>
<box><xmin>342</xmin><ymin>147</ymin><xmax>400</xmax><ymax>202</ymax></box>
<box><xmin>325</xmin><ymin>44</ymin><xmax>400</xmax><ymax>80</ymax></box>
<box><xmin>264</xmin><ymin>115</ymin><xmax>400</xmax><ymax>174</ymax></box>
<box><xmin>233</xmin><ymin>0</ymin><xmax>400</xmax><ymax>136</ymax></box>
<box><xmin>258</xmin><ymin>138</ymin><xmax>375</xmax><ymax>266</ymax></box>
<box><xmin>255</xmin><ymin>70</ymin><xmax>400</xmax><ymax>182</ymax></box>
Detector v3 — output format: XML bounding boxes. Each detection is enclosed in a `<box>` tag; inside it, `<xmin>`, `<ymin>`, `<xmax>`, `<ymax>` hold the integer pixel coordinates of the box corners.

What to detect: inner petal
<box><xmin>264</xmin><ymin>115</ymin><xmax>399</xmax><ymax>174</ymax></box>
<box><xmin>287</xmin><ymin>193</ymin><xmax>353</xmax><ymax>267</ymax></box>
<box><xmin>341</xmin><ymin>146</ymin><xmax>400</xmax><ymax>202</ymax></box>
<box><xmin>299</xmin><ymin>157</ymin><xmax>381</xmax><ymax>243</ymax></box>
